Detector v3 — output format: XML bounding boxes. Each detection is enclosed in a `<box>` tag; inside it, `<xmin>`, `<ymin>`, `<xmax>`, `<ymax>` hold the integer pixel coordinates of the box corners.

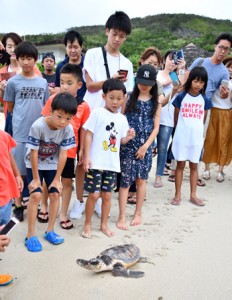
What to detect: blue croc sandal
<box><xmin>44</xmin><ymin>231</ymin><xmax>64</xmax><ymax>245</ymax></box>
<box><xmin>25</xmin><ymin>236</ymin><xmax>42</xmax><ymax>252</ymax></box>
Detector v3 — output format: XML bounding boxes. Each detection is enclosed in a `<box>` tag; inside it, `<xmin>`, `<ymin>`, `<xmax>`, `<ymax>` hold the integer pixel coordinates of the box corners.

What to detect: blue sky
<box><xmin>1</xmin><ymin>0</ymin><xmax>231</xmax><ymax>35</ymax></box>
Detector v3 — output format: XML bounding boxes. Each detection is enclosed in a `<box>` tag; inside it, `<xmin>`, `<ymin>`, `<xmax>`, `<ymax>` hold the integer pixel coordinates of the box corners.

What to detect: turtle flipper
<box><xmin>112</xmin><ymin>266</ymin><xmax>144</xmax><ymax>278</ymax></box>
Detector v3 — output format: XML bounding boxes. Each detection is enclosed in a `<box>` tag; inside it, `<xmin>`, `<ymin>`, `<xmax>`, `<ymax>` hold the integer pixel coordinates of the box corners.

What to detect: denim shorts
<box><xmin>0</xmin><ymin>200</ymin><xmax>12</xmax><ymax>225</ymax></box>
<box><xmin>84</xmin><ymin>169</ymin><xmax>116</xmax><ymax>193</ymax></box>
<box><xmin>26</xmin><ymin>168</ymin><xmax>58</xmax><ymax>193</ymax></box>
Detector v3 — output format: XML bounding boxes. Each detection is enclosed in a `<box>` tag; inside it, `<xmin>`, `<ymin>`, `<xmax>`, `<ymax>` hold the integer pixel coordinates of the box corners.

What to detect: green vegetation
<box><xmin>1</xmin><ymin>13</ymin><xmax>231</xmax><ymax>70</ymax></box>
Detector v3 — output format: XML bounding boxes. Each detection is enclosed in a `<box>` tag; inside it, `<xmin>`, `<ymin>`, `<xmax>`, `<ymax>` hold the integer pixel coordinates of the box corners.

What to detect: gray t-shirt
<box><xmin>25</xmin><ymin>117</ymin><xmax>76</xmax><ymax>170</ymax></box>
<box><xmin>4</xmin><ymin>74</ymin><xmax>49</xmax><ymax>142</ymax></box>
<box><xmin>189</xmin><ymin>57</ymin><xmax>230</xmax><ymax>101</ymax></box>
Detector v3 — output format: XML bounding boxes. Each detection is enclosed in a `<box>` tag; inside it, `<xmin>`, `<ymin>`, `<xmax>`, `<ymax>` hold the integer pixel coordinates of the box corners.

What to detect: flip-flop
<box><xmin>22</xmin><ymin>197</ymin><xmax>29</xmax><ymax>209</ymax></box>
<box><xmin>197</xmin><ymin>179</ymin><xmax>206</xmax><ymax>187</ymax></box>
<box><xmin>171</xmin><ymin>198</ymin><xmax>181</xmax><ymax>205</ymax></box>
<box><xmin>153</xmin><ymin>180</ymin><xmax>163</xmax><ymax>188</ymax></box>
<box><xmin>60</xmin><ymin>219</ymin><xmax>73</xmax><ymax>230</ymax></box>
<box><xmin>189</xmin><ymin>199</ymin><xmax>205</xmax><ymax>206</ymax></box>
<box><xmin>168</xmin><ymin>175</ymin><xmax>175</xmax><ymax>182</ymax></box>
<box><xmin>37</xmin><ymin>211</ymin><xmax>49</xmax><ymax>223</ymax></box>
<box><xmin>127</xmin><ymin>196</ymin><xmax>137</xmax><ymax>204</ymax></box>
<box><xmin>0</xmin><ymin>274</ymin><xmax>13</xmax><ymax>286</ymax></box>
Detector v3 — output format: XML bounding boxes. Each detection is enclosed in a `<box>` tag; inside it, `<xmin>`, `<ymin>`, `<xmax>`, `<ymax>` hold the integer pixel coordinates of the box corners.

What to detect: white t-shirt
<box><xmin>83</xmin><ymin>47</ymin><xmax>134</xmax><ymax>111</ymax></box>
<box><xmin>25</xmin><ymin>117</ymin><xmax>76</xmax><ymax>170</ymax></box>
<box><xmin>212</xmin><ymin>80</ymin><xmax>232</xmax><ymax>109</ymax></box>
<box><xmin>157</xmin><ymin>71</ymin><xmax>175</xmax><ymax>127</ymax></box>
<box><xmin>172</xmin><ymin>92</ymin><xmax>212</xmax><ymax>163</ymax></box>
<box><xmin>83</xmin><ymin>107</ymin><xmax>129</xmax><ymax>172</ymax></box>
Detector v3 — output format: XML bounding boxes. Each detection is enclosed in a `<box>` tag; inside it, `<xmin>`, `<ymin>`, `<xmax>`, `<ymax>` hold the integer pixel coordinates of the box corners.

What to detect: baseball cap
<box><xmin>42</xmin><ymin>52</ymin><xmax>55</xmax><ymax>62</ymax></box>
<box><xmin>136</xmin><ymin>64</ymin><xmax>157</xmax><ymax>86</ymax></box>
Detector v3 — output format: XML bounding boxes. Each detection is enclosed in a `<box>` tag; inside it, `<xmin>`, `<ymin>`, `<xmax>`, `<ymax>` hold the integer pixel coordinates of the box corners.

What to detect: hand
<box><xmin>176</xmin><ymin>58</ymin><xmax>186</xmax><ymax>70</ymax></box>
<box><xmin>220</xmin><ymin>85</ymin><xmax>229</xmax><ymax>99</ymax></box>
<box><xmin>135</xmin><ymin>145</ymin><xmax>147</xmax><ymax>160</ymax></box>
<box><xmin>15</xmin><ymin>175</ymin><xmax>24</xmax><ymax>193</ymax></box>
<box><xmin>49</xmin><ymin>179</ymin><xmax>63</xmax><ymax>194</ymax></box>
<box><xmin>127</xmin><ymin>128</ymin><xmax>136</xmax><ymax>140</ymax></box>
<box><xmin>83</xmin><ymin>157</ymin><xmax>92</xmax><ymax>172</ymax></box>
<box><xmin>0</xmin><ymin>80</ymin><xmax>7</xmax><ymax>93</ymax></box>
<box><xmin>28</xmin><ymin>179</ymin><xmax>41</xmax><ymax>193</ymax></box>
<box><xmin>112</xmin><ymin>73</ymin><xmax>128</xmax><ymax>83</ymax></box>
<box><xmin>0</xmin><ymin>234</ymin><xmax>11</xmax><ymax>252</ymax></box>
<box><xmin>48</xmin><ymin>87</ymin><xmax>56</xmax><ymax>95</ymax></box>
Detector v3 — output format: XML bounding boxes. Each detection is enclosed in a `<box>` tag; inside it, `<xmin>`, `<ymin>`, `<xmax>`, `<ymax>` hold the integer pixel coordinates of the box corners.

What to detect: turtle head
<box><xmin>76</xmin><ymin>258</ymin><xmax>105</xmax><ymax>272</ymax></box>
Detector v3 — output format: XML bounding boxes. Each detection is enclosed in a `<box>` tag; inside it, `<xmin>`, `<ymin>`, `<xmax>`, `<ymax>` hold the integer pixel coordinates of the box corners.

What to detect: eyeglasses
<box><xmin>218</xmin><ymin>45</ymin><xmax>231</xmax><ymax>53</ymax></box>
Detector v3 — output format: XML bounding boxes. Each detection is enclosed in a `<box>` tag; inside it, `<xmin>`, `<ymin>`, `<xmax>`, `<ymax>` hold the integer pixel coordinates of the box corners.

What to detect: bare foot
<box><xmin>116</xmin><ymin>219</ymin><xmax>128</xmax><ymax>230</ymax></box>
<box><xmin>81</xmin><ymin>224</ymin><xmax>92</xmax><ymax>238</ymax></box>
<box><xmin>100</xmin><ymin>225</ymin><xmax>114</xmax><ymax>237</ymax></box>
<box><xmin>130</xmin><ymin>215</ymin><xmax>142</xmax><ymax>226</ymax></box>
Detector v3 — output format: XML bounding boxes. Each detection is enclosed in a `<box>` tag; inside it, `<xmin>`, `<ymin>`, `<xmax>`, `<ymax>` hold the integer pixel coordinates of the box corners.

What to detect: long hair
<box><xmin>126</xmin><ymin>82</ymin><xmax>159</xmax><ymax>117</ymax></box>
<box><xmin>183</xmin><ymin>66</ymin><xmax>208</xmax><ymax>95</ymax></box>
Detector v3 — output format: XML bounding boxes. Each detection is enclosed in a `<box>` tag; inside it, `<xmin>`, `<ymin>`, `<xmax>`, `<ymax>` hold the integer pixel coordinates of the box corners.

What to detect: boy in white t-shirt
<box><xmin>82</xmin><ymin>79</ymin><xmax>135</xmax><ymax>238</ymax></box>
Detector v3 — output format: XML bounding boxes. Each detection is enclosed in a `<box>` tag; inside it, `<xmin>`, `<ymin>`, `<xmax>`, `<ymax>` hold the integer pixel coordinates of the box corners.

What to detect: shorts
<box><xmin>84</xmin><ymin>169</ymin><xmax>116</xmax><ymax>193</ymax></box>
<box><xmin>0</xmin><ymin>200</ymin><xmax>12</xmax><ymax>226</ymax></box>
<box><xmin>61</xmin><ymin>158</ymin><xmax>76</xmax><ymax>178</ymax></box>
<box><xmin>26</xmin><ymin>168</ymin><xmax>58</xmax><ymax>194</ymax></box>
<box><xmin>12</xmin><ymin>142</ymin><xmax>27</xmax><ymax>176</ymax></box>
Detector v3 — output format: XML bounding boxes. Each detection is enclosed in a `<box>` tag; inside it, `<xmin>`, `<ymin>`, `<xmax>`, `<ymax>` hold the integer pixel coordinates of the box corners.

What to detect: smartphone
<box><xmin>118</xmin><ymin>69</ymin><xmax>128</xmax><ymax>78</ymax></box>
<box><xmin>0</xmin><ymin>217</ymin><xmax>19</xmax><ymax>236</ymax></box>
<box><xmin>176</xmin><ymin>50</ymin><xmax>184</xmax><ymax>60</ymax></box>
<box><xmin>221</xmin><ymin>79</ymin><xmax>229</xmax><ymax>88</ymax></box>
<box><xmin>0</xmin><ymin>50</ymin><xmax>11</xmax><ymax>65</ymax></box>
<box><xmin>0</xmin><ymin>72</ymin><xmax>16</xmax><ymax>81</ymax></box>
<box><xmin>169</xmin><ymin>71</ymin><xmax>180</xmax><ymax>86</ymax></box>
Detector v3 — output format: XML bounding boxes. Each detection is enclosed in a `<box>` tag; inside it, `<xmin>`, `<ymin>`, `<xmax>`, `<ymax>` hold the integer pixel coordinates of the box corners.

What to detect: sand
<box><xmin>1</xmin><ymin>112</ymin><xmax>232</xmax><ymax>300</ymax></box>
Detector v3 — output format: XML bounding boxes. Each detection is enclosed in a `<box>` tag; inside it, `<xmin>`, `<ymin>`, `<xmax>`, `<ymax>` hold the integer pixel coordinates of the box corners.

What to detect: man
<box><xmin>41</xmin><ymin>52</ymin><xmax>56</xmax><ymax>95</ymax></box>
<box><xmin>55</xmin><ymin>30</ymin><xmax>86</xmax><ymax>99</ymax></box>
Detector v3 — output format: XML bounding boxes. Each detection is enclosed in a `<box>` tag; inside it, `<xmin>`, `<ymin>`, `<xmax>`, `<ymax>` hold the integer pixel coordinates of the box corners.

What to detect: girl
<box><xmin>117</xmin><ymin>64</ymin><xmax>161</xmax><ymax>230</ymax></box>
<box><xmin>171</xmin><ymin>66</ymin><xmax>212</xmax><ymax>206</ymax></box>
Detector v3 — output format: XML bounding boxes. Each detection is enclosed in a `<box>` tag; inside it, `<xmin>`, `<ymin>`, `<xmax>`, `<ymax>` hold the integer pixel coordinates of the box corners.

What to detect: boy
<box><xmin>55</xmin><ymin>30</ymin><xmax>86</xmax><ymax>99</ymax></box>
<box><xmin>25</xmin><ymin>92</ymin><xmax>77</xmax><ymax>252</ymax></box>
<box><xmin>4</xmin><ymin>41</ymin><xmax>49</xmax><ymax>222</ymax></box>
<box><xmin>41</xmin><ymin>52</ymin><xmax>56</xmax><ymax>95</ymax></box>
<box><xmin>41</xmin><ymin>64</ymin><xmax>90</xmax><ymax>227</ymax></box>
<box><xmin>82</xmin><ymin>78</ymin><xmax>135</xmax><ymax>238</ymax></box>
<box><xmin>78</xmin><ymin>11</ymin><xmax>134</xmax><ymax>218</ymax></box>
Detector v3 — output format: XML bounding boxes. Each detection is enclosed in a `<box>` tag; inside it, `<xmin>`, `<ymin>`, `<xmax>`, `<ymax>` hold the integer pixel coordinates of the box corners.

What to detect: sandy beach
<box><xmin>1</xmin><ymin>112</ymin><xmax>232</xmax><ymax>300</ymax></box>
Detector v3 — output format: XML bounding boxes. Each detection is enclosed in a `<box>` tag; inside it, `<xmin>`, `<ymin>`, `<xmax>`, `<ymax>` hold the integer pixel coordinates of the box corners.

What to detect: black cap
<box><xmin>42</xmin><ymin>52</ymin><xmax>55</xmax><ymax>62</ymax></box>
<box><xmin>136</xmin><ymin>64</ymin><xmax>157</xmax><ymax>86</ymax></box>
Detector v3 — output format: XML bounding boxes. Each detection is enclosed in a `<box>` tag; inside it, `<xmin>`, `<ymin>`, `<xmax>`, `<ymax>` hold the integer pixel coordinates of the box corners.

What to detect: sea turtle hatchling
<box><xmin>76</xmin><ymin>244</ymin><xmax>147</xmax><ymax>278</ymax></box>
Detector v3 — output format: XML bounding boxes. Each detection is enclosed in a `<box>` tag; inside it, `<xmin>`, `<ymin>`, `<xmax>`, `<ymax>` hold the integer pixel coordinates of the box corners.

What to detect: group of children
<box><xmin>1</xmin><ymin>11</ymin><xmax>231</xmax><ymax>259</ymax></box>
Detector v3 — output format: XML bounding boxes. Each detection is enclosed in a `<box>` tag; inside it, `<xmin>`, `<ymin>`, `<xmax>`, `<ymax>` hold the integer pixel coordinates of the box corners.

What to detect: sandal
<box><xmin>60</xmin><ymin>219</ymin><xmax>73</xmax><ymax>230</ymax></box>
<box><xmin>189</xmin><ymin>198</ymin><xmax>205</xmax><ymax>206</ymax></box>
<box><xmin>153</xmin><ymin>180</ymin><xmax>163</xmax><ymax>188</ymax></box>
<box><xmin>0</xmin><ymin>274</ymin><xmax>13</xmax><ymax>286</ymax></box>
<box><xmin>152</xmin><ymin>147</ymin><xmax>158</xmax><ymax>158</ymax></box>
<box><xmin>37</xmin><ymin>211</ymin><xmax>49</xmax><ymax>223</ymax></box>
<box><xmin>168</xmin><ymin>175</ymin><xmax>175</xmax><ymax>182</ymax></box>
<box><xmin>197</xmin><ymin>179</ymin><xmax>206</xmax><ymax>187</ymax></box>
<box><xmin>127</xmin><ymin>195</ymin><xmax>137</xmax><ymax>204</ymax></box>
<box><xmin>202</xmin><ymin>170</ymin><xmax>210</xmax><ymax>180</ymax></box>
<box><xmin>171</xmin><ymin>198</ymin><xmax>181</xmax><ymax>206</ymax></box>
<box><xmin>216</xmin><ymin>172</ymin><xmax>224</xmax><ymax>182</ymax></box>
<box><xmin>22</xmin><ymin>197</ymin><xmax>29</xmax><ymax>209</ymax></box>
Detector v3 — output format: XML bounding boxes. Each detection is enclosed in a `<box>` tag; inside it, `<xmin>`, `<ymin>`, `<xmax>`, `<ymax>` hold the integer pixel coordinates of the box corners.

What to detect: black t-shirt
<box><xmin>42</xmin><ymin>73</ymin><xmax>56</xmax><ymax>88</ymax></box>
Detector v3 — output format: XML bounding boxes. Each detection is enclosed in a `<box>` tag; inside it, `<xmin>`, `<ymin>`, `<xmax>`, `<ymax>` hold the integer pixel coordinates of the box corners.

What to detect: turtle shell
<box><xmin>98</xmin><ymin>244</ymin><xmax>141</xmax><ymax>267</ymax></box>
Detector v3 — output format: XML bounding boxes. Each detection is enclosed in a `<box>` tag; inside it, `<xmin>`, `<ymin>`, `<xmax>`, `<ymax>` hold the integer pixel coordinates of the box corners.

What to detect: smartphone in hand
<box><xmin>221</xmin><ymin>79</ymin><xmax>229</xmax><ymax>88</ymax></box>
<box><xmin>0</xmin><ymin>50</ymin><xmax>11</xmax><ymax>65</ymax></box>
<box><xmin>169</xmin><ymin>71</ymin><xmax>180</xmax><ymax>86</ymax></box>
<box><xmin>0</xmin><ymin>217</ymin><xmax>19</xmax><ymax>236</ymax></box>
<box><xmin>118</xmin><ymin>69</ymin><xmax>128</xmax><ymax>79</ymax></box>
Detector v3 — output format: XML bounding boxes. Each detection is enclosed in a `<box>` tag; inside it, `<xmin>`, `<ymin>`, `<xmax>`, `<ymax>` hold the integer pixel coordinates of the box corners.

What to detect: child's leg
<box><xmin>131</xmin><ymin>178</ymin><xmax>146</xmax><ymax>226</ymax></box>
<box><xmin>60</xmin><ymin>177</ymin><xmax>73</xmax><ymax>227</ymax></box>
<box><xmin>172</xmin><ymin>161</ymin><xmax>185</xmax><ymax>204</ymax></box>
<box><xmin>27</xmin><ymin>192</ymin><xmax>42</xmax><ymax>238</ymax></box>
<box><xmin>189</xmin><ymin>162</ymin><xmax>205</xmax><ymax>206</ymax></box>
<box><xmin>46</xmin><ymin>191</ymin><xmax>60</xmax><ymax>233</ymax></box>
<box><xmin>117</xmin><ymin>186</ymin><xmax>130</xmax><ymax>230</ymax></box>
<box><xmin>100</xmin><ymin>191</ymin><xmax>113</xmax><ymax>237</ymax></box>
<box><xmin>82</xmin><ymin>192</ymin><xmax>99</xmax><ymax>237</ymax></box>
<box><xmin>75</xmin><ymin>164</ymin><xmax>85</xmax><ymax>202</ymax></box>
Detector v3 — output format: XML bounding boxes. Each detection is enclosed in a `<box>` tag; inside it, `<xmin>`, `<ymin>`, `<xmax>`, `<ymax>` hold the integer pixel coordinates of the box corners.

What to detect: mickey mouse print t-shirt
<box><xmin>172</xmin><ymin>91</ymin><xmax>212</xmax><ymax>163</ymax></box>
<box><xmin>83</xmin><ymin>107</ymin><xmax>129</xmax><ymax>172</ymax></box>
